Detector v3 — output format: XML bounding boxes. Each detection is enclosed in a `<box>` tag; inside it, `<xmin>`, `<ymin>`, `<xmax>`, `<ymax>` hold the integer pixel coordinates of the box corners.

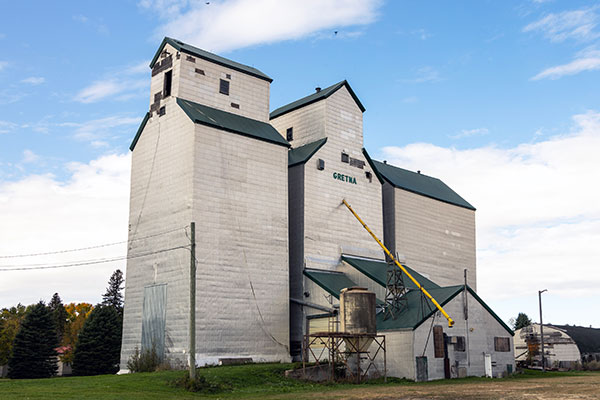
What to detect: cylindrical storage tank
<box><xmin>340</xmin><ymin>287</ymin><xmax>376</xmax><ymax>352</ymax></box>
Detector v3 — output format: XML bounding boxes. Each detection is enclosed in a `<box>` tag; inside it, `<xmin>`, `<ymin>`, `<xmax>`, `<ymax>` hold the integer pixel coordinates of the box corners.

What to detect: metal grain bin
<box><xmin>340</xmin><ymin>287</ymin><xmax>376</xmax><ymax>352</ymax></box>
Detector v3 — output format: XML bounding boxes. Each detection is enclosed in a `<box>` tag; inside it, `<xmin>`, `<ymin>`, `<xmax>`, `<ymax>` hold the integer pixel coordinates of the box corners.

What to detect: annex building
<box><xmin>120</xmin><ymin>37</ymin><xmax>515</xmax><ymax>380</ymax></box>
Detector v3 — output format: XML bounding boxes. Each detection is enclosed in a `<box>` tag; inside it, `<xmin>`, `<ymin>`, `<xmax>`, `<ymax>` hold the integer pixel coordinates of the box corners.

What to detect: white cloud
<box><xmin>0</xmin><ymin>154</ymin><xmax>131</xmax><ymax>307</ymax></box>
<box><xmin>75</xmin><ymin>60</ymin><xmax>149</xmax><ymax>103</ymax></box>
<box><xmin>0</xmin><ymin>120</ymin><xmax>17</xmax><ymax>134</ymax></box>
<box><xmin>381</xmin><ymin>110</ymin><xmax>600</xmax><ymax>326</ymax></box>
<box><xmin>71</xmin><ymin>116</ymin><xmax>141</xmax><ymax>141</ymax></box>
<box><xmin>401</xmin><ymin>66</ymin><xmax>442</xmax><ymax>84</ymax></box>
<box><xmin>451</xmin><ymin>127</ymin><xmax>489</xmax><ymax>139</ymax></box>
<box><xmin>143</xmin><ymin>0</ymin><xmax>382</xmax><ymax>52</ymax></box>
<box><xmin>21</xmin><ymin>76</ymin><xmax>45</xmax><ymax>85</ymax></box>
<box><xmin>22</xmin><ymin>150</ymin><xmax>39</xmax><ymax>164</ymax></box>
<box><xmin>532</xmin><ymin>48</ymin><xmax>600</xmax><ymax>80</ymax></box>
<box><xmin>523</xmin><ymin>6</ymin><xmax>599</xmax><ymax>43</ymax></box>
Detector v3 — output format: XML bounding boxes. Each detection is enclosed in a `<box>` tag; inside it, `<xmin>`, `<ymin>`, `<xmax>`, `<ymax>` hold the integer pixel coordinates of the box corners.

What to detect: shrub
<box><xmin>126</xmin><ymin>345</ymin><xmax>162</xmax><ymax>373</ymax></box>
<box><xmin>584</xmin><ymin>360</ymin><xmax>600</xmax><ymax>371</ymax></box>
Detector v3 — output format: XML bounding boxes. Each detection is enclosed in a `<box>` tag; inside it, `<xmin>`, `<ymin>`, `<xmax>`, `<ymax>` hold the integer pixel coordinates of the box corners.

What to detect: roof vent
<box><xmin>417</xmin><ymin>170</ymin><xmax>421</xmax><ymax>174</ymax></box>
<box><xmin>383</xmin><ymin>160</ymin><xmax>387</xmax><ymax>164</ymax></box>
<box><xmin>315</xmin><ymin>87</ymin><xmax>321</xmax><ymax>93</ymax></box>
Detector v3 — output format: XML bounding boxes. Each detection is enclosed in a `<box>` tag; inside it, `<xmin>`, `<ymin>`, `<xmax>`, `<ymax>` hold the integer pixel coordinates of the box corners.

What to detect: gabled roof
<box><xmin>371</xmin><ymin>159</ymin><xmax>476</xmax><ymax>210</ymax></box>
<box><xmin>129</xmin><ymin>112</ymin><xmax>150</xmax><ymax>151</ymax></box>
<box><xmin>150</xmin><ymin>37</ymin><xmax>272</xmax><ymax>82</ymax></box>
<box><xmin>270</xmin><ymin>80</ymin><xmax>365</xmax><ymax>120</ymax></box>
<box><xmin>177</xmin><ymin>98</ymin><xmax>290</xmax><ymax>147</ymax></box>
<box><xmin>303</xmin><ymin>269</ymin><xmax>357</xmax><ymax>300</ymax></box>
<box><xmin>341</xmin><ymin>255</ymin><xmax>440</xmax><ymax>291</ymax></box>
<box><xmin>288</xmin><ymin>138</ymin><xmax>327</xmax><ymax>167</ymax></box>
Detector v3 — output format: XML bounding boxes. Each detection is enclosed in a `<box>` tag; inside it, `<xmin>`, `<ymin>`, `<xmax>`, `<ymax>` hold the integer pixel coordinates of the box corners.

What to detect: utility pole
<box><xmin>538</xmin><ymin>289</ymin><xmax>547</xmax><ymax>372</ymax></box>
<box><xmin>189</xmin><ymin>222</ymin><xmax>196</xmax><ymax>379</ymax></box>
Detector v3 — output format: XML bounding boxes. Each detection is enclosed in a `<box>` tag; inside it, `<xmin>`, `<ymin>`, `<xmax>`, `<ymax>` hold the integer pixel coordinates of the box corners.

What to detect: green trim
<box><xmin>288</xmin><ymin>137</ymin><xmax>327</xmax><ymax>167</ymax></box>
<box><xmin>411</xmin><ymin>286</ymin><xmax>464</xmax><ymax>331</ymax></box>
<box><xmin>129</xmin><ymin>112</ymin><xmax>150</xmax><ymax>151</ymax></box>
<box><xmin>303</xmin><ymin>269</ymin><xmax>357</xmax><ymax>300</ymax></box>
<box><xmin>371</xmin><ymin>159</ymin><xmax>476</xmax><ymax>211</ymax></box>
<box><xmin>150</xmin><ymin>37</ymin><xmax>272</xmax><ymax>82</ymax></box>
<box><xmin>270</xmin><ymin>80</ymin><xmax>365</xmax><ymax>120</ymax></box>
<box><xmin>467</xmin><ymin>286</ymin><xmax>514</xmax><ymax>336</ymax></box>
<box><xmin>362</xmin><ymin>148</ymin><xmax>384</xmax><ymax>184</ymax></box>
<box><xmin>177</xmin><ymin>98</ymin><xmax>290</xmax><ymax>148</ymax></box>
<box><xmin>306</xmin><ymin>313</ymin><xmax>335</xmax><ymax>320</ymax></box>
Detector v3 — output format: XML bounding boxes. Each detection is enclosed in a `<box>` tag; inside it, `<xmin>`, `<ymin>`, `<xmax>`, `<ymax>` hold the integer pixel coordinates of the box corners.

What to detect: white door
<box><xmin>484</xmin><ymin>354</ymin><xmax>492</xmax><ymax>378</ymax></box>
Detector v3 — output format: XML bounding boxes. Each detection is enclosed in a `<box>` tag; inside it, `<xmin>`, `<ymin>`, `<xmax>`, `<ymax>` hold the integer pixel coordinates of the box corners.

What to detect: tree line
<box><xmin>0</xmin><ymin>269</ymin><xmax>124</xmax><ymax>379</ymax></box>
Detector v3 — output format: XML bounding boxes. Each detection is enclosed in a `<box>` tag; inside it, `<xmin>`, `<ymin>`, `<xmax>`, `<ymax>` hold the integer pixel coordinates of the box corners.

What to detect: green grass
<box><xmin>0</xmin><ymin>364</ymin><xmax>598</xmax><ymax>400</ymax></box>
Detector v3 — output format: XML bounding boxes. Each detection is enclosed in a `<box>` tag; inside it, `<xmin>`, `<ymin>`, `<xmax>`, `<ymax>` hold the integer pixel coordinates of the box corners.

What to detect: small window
<box><xmin>231</xmin><ymin>102</ymin><xmax>240</xmax><ymax>109</ymax></box>
<box><xmin>195</xmin><ymin>68</ymin><xmax>205</xmax><ymax>75</ymax></box>
<box><xmin>365</xmin><ymin>171</ymin><xmax>372</xmax><ymax>182</ymax></box>
<box><xmin>219</xmin><ymin>79</ymin><xmax>230</xmax><ymax>95</ymax></box>
<box><xmin>226</xmin><ymin>73</ymin><xmax>231</xmax><ymax>79</ymax></box>
<box><xmin>159</xmin><ymin>106</ymin><xmax>166</xmax><ymax>116</ymax></box>
<box><xmin>341</xmin><ymin>152</ymin><xmax>349</xmax><ymax>163</ymax></box>
<box><xmin>163</xmin><ymin>70</ymin><xmax>172</xmax><ymax>97</ymax></box>
<box><xmin>433</xmin><ymin>326</ymin><xmax>444</xmax><ymax>358</ymax></box>
<box><xmin>186</xmin><ymin>55</ymin><xmax>196</xmax><ymax>62</ymax></box>
<box><xmin>317</xmin><ymin>159</ymin><xmax>325</xmax><ymax>170</ymax></box>
<box><xmin>154</xmin><ymin>92</ymin><xmax>162</xmax><ymax>102</ymax></box>
<box><xmin>286</xmin><ymin>127</ymin><xmax>293</xmax><ymax>141</ymax></box>
<box><xmin>494</xmin><ymin>337</ymin><xmax>510</xmax><ymax>352</ymax></box>
<box><xmin>455</xmin><ymin>336</ymin><xmax>466</xmax><ymax>352</ymax></box>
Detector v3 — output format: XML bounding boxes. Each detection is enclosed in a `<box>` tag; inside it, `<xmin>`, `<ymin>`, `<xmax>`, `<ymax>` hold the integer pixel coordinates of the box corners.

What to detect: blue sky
<box><xmin>1</xmin><ymin>1</ymin><xmax>599</xmax><ymax>328</ymax></box>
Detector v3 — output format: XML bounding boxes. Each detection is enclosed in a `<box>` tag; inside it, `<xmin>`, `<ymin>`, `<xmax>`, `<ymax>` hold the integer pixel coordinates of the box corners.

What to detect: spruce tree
<box><xmin>48</xmin><ymin>293</ymin><xmax>68</xmax><ymax>342</ymax></box>
<box><xmin>7</xmin><ymin>302</ymin><xmax>58</xmax><ymax>379</ymax></box>
<box><xmin>72</xmin><ymin>305</ymin><xmax>121</xmax><ymax>375</ymax></box>
<box><xmin>514</xmin><ymin>312</ymin><xmax>532</xmax><ymax>330</ymax></box>
<box><xmin>102</xmin><ymin>269</ymin><xmax>124</xmax><ymax>317</ymax></box>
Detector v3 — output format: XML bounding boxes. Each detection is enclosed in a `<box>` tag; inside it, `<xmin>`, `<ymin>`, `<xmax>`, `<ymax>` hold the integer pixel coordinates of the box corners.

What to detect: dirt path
<box><xmin>266</xmin><ymin>374</ymin><xmax>600</xmax><ymax>400</ymax></box>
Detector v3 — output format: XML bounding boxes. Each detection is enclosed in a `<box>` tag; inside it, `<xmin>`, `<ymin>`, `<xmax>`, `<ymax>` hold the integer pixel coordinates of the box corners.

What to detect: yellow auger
<box><xmin>342</xmin><ymin>199</ymin><xmax>455</xmax><ymax>327</ymax></box>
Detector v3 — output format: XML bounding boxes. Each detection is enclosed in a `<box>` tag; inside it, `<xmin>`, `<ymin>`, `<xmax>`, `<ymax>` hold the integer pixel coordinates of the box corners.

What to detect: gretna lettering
<box><xmin>333</xmin><ymin>172</ymin><xmax>357</xmax><ymax>184</ymax></box>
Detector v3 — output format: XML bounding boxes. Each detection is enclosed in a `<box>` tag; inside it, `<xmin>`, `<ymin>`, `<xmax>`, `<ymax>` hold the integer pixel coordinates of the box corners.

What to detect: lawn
<box><xmin>1</xmin><ymin>364</ymin><xmax>599</xmax><ymax>400</ymax></box>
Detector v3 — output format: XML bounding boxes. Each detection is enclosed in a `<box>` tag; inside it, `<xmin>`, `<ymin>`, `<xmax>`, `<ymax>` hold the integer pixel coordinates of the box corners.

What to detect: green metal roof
<box><xmin>303</xmin><ymin>269</ymin><xmax>358</xmax><ymax>299</ymax></box>
<box><xmin>376</xmin><ymin>285</ymin><xmax>464</xmax><ymax>331</ymax></box>
<box><xmin>129</xmin><ymin>112</ymin><xmax>150</xmax><ymax>151</ymax></box>
<box><xmin>150</xmin><ymin>37</ymin><xmax>272</xmax><ymax>82</ymax></box>
<box><xmin>270</xmin><ymin>80</ymin><xmax>365</xmax><ymax>120</ymax></box>
<box><xmin>288</xmin><ymin>138</ymin><xmax>327</xmax><ymax>167</ymax></box>
<box><xmin>341</xmin><ymin>255</ymin><xmax>440</xmax><ymax>291</ymax></box>
<box><xmin>177</xmin><ymin>98</ymin><xmax>290</xmax><ymax>147</ymax></box>
<box><xmin>371</xmin><ymin>160</ymin><xmax>476</xmax><ymax>210</ymax></box>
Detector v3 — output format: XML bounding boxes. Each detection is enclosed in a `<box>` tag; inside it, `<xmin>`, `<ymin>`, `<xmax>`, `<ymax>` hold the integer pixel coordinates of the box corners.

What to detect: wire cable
<box><xmin>0</xmin><ymin>225</ymin><xmax>187</xmax><ymax>259</ymax></box>
<box><xmin>0</xmin><ymin>245</ymin><xmax>189</xmax><ymax>272</ymax></box>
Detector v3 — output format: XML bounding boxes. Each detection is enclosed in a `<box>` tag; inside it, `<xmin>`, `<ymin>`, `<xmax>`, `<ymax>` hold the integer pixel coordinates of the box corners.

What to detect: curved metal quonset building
<box><xmin>120</xmin><ymin>37</ymin><xmax>515</xmax><ymax>380</ymax></box>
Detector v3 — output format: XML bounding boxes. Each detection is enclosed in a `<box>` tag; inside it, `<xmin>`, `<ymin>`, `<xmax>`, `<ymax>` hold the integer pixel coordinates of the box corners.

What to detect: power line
<box><xmin>0</xmin><ymin>225</ymin><xmax>187</xmax><ymax>259</ymax></box>
<box><xmin>0</xmin><ymin>245</ymin><xmax>190</xmax><ymax>272</ymax></box>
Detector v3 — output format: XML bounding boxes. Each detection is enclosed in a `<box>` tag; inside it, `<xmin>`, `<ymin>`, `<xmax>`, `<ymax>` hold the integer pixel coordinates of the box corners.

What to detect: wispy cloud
<box><xmin>21</xmin><ymin>77</ymin><xmax>45</xmax><ymax>85</ymax></box>
<box><xmin>75</xmin><ymin>60</ymin><xmax>149</xmax><ymax>103</ymax></box>
<box><xmin>532</xmin><ymin>48</ymin><xmax>600</xmax><ymax>80</ymax></box>
<box><xmin>73</xmin><ymin>14</ymin><xmax>109</xmax><ymax>35</ymax></box>
<box><xmin>523</xmin><ymin>6</ymin><xmax>600</xmax><ymax>43</ymax></box>
<box><xmin>411</xmin><ymin>28</ymin><xmax>432</xmax><ymax>40</ymax></box>
<box><xmin>401</xmin><ymin>96</ymin><xmax>418</xmax><ymax>104</ymax></box>
<box><xmin>450</xmin><ymin>127</ymin><xmax>489</xmax><ymax>139</ymax></box>
<box><xmin>141</xmin><ymin>0</ymin><xmax>383</xmax><ymax>52</ymax></box>
<box><xmin>22</xmin><ymin>150</ymin><xmax>39</xmax><ymax>164</ymax></box>
<box><xmin>0</xmin><ymin>120</ymin><xmax>18</xmax><ymax>134</ymax></box>
<box><xmin>0</xmin><ymin>61</ymin><xmax>7</xmax><ymax>71</ymax></box>
<box><xmin>401</xmin><ymin>66</ymin><xmax>442</xmax><ymax>84</ymax></box>
<box><xmin>71</xmin><ymin>116</ymin><xmax>140</xmax><ymax>141</ymax></box>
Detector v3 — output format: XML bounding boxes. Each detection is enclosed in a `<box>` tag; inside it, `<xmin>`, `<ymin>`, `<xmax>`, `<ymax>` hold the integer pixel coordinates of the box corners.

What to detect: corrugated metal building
<box><xmin>120</xmin><ymin>37</ymin><xmax>515</xmax><ymax>380</ymax></box>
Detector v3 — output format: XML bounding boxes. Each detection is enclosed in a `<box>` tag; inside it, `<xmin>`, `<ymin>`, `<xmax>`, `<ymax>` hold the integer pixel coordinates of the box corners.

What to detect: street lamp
<box><xmin>539</xmin><ymin>289</ymin><xmax>547</xmax><ymax>371</ymax></box>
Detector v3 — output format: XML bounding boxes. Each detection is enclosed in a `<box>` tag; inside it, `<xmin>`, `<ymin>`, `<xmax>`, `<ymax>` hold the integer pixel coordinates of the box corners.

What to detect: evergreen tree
<box><xmin>7</xmin><ymin>302</ymin><xmax>58</xmax><ymax>379</ymax></box>
<box><xmin>72</xmin><ymin>305</ymin><xmax>121</xmax><ymax>376</ymax></box>
<box><xmin>102</xmin><ymin>269</ymin><xmax>124</xmax><ymax>317</ymax></box>
<box><xmin>48</xmin><ymin>293</ymin><xmax>68</xmax><ymax>342</ymax></box>
<box><xmin>513</xmin><ymin>312</ymin><xmax>532</xmax><ymax>330</ymax></box>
